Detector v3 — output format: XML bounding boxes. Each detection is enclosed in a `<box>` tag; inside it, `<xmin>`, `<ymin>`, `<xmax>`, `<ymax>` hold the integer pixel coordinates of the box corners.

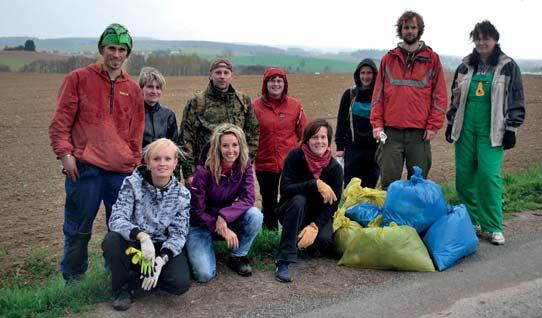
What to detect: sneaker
<box><xmin>227</xmin><ymin>256</ymin><xmax>252</xmax><ymax>277</ymax></box>
<box><xmin>473</xmin><ymin>224</ymin><xmax>482</xmax><ymax>236</ymax></box>
<box><xmin>275</xmin><ymin>261</ymin><xmax>292</xmax><ymax>283</ymax></box>
<box><xmin>112</xmin><ymin>289</ymin><xmax>133</xmax><ymax>311</ymax></box>
<box><xmin>490</xmin><ymin>232</ymin><xmax>505</xmax><ymax>245</ymax></box>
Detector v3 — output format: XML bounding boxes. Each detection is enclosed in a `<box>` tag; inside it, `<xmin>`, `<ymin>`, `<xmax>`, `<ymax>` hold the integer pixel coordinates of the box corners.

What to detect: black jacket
<box><xmin>279</xmin><ymin>148</ymin><xmax>343</xmax><ymax>228</ymax></box>
<box><xmin>143</xmin><ymin>102</ymin><xmax>179</xmax><ymax>147</ymax></box>
<box><xmin>335</xmin><ymin>58</ymin><xmax>378</xmax><ymax>151</ymax></box>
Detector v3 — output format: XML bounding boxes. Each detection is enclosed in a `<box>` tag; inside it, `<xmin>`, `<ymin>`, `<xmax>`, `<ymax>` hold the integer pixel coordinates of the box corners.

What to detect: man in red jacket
<box><xmin>49</xmin><ymin>23</ymin><xmax>144</xmax><ymax>283</ymax></box>
<box><xmin>370</xmin><ymin>11</ymin><xmax>447</xmax><ymax>189</ymax></box>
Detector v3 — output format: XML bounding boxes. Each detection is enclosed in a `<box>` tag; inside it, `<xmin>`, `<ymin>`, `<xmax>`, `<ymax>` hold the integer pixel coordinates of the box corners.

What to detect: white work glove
<box><xmin>140</xmin><ymin>236</ymin><xmax>155</xmax><ymax>274</ymax></box>
<box><xmin>141</xmin><ymin>255</ymin><xmax>167</xmax><ymax>291</ymax></box>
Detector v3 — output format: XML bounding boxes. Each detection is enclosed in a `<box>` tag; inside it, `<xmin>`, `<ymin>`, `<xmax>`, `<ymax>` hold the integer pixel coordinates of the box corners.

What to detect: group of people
<box><xmin>48</xmin><ymin>10</ymin><xmax>525</xmax><ymax>311</ymax></box>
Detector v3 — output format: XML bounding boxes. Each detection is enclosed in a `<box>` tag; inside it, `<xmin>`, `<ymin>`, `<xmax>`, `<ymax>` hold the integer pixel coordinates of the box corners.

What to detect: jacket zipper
<box><xmin>150</xmin><ymin>111</ymin><xmax>156</xmax><ymax>140</ymax></box>
<box><xmin>109</xmin><ymin>79</ymin><xmax>116</xmax><ymax>114</ymax></box>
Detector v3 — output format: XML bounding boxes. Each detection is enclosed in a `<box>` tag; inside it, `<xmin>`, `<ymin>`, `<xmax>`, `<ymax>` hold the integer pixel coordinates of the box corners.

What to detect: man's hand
<box><xmin>372</xmin><ymin>127</ymin><xmax>384</xmax><ymax>141</ymax></box>
<box><xmin>61</xmin><ymin>154</ymin><xmax>79</xmax><ymax>182</ymax></box>
<box><xmin>423</xmin><ymin>129</ymin><xmax>437</xmax><ymax>141</ymax></box>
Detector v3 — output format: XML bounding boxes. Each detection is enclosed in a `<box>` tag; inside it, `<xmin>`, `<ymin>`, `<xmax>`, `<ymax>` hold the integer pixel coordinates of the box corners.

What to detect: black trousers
<box><xmin>256</xmin><ymin>170</ymin><xmax>281</xmax><ymax>230</ymax></box>
<box><xmin>276</xmin><ymin>194</ymin><xmax>332</xmax><ymax>263</ymax></box>
<box><xmin>344</xmin><ymin>143</ymin><xmax>379</xmax><ymax>188</ymax></box>
<box><xmin>102</xmin><ymin>231</ymin><xmax>191</xmax><ymax>295</ymax></box>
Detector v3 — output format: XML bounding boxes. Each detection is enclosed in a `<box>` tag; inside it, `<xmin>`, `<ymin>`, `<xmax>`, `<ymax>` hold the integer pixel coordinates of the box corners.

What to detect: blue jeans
<box><xmin>61</xmin><ymin>161</ymin><xmax>129</xmax><ymax>281</ymax></box>
<box><xmin>186</xmin><ymin>207</ymin><xmax>263</xmax><ymax>283</ymax></box>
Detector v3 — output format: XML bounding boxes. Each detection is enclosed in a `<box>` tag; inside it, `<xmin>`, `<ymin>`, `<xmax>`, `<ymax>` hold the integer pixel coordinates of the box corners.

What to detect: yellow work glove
<box><xmin>316</xmin><ymin>179</ymin><xmax>337</xmax><ymax>204</ymax></box>
<box><xmin>125</xmin><ymin>247</ymin><xmax>142</xmax><ymax>265</ymax></box>
<box><xmin>125</xmin><ymin>246</ymin><xmax>154</xmax><ymax>276</ymax></box>
<box><xmin>297</xmin><ymin>222</ymin><xmax>319</xmax><ymax>249</ymax></box>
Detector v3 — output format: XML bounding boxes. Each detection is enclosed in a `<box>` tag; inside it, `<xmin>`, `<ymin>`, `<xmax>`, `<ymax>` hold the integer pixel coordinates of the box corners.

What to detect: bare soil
<box><xmin>0</xmin><ymin>71</ymin><xmax>540</xmax><ymax>314</ymax></box>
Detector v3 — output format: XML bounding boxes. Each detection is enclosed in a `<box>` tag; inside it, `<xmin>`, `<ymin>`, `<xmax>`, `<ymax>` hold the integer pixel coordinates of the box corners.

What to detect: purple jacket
<box><xmin>189</xmin><ymin>160</ymin><xmax>256</xmax><ymax>232</ymax></box>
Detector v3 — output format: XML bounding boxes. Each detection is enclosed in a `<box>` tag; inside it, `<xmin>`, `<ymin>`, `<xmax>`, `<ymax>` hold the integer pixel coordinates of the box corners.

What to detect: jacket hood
<box><xmin>353</xmin><ymin>58</ymin><xmax>378</xmax><ymax>88</ymax></box>
<box><xmin>262</xmin><ymin>67</ymin><xmax>288</xmax><ymax>98</ymax></box>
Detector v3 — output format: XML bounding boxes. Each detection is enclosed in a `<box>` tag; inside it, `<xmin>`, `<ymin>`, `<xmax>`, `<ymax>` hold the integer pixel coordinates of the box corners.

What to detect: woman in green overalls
<box><xmin>445</xmin><ymin>20</ymin><xmax>525</xmax><ymax>245</ymax></box>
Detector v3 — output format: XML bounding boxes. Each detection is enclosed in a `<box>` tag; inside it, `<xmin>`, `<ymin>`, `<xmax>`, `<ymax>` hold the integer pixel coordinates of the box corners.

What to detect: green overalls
<box><xmin>455</xmin><ymin>72</ymin><xmax>504</xmax><ymax>232</ymax></box>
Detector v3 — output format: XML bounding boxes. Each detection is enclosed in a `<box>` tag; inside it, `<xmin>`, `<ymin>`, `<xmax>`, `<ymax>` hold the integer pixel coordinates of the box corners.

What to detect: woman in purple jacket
<box><xmin>186</xmin><ymin>123</ymin><xmax>263</xmax><ymax>282</ymax></box>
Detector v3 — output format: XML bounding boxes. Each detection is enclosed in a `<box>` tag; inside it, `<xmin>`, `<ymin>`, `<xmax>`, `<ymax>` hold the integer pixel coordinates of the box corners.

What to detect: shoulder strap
<box><xmin>234</xmin><ymin>92</ymin><xmax>248</xmax><ymax>113</ymax></box>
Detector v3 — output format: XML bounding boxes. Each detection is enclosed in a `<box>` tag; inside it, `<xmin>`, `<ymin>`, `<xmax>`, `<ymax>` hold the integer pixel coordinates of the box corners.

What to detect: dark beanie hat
<box><xmin>209</xmin><ymin>57</ymin><xmax>233</xmax><ymax>72</ymax></box>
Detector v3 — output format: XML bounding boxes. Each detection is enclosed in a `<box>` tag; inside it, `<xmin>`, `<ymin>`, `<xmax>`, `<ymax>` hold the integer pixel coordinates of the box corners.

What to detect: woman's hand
<box><xmin>223</xmin><ymin>228</ymin><xmax>239</xmax><ymax>249</ymax></box>
<box><xmin>316</xmin><ymin>179</ymin><xmax>338</xmax><ymax>204</ymax></box>
<box><xmin>216</xmin><ymin>216</ymin><xmax>228</xmax><ymax>237</ymax></box>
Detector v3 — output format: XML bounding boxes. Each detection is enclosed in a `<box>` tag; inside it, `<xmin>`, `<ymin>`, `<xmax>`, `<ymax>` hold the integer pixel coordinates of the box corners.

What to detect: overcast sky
<box><xmin>1</xmin><ymin>0</ymin><xmax>539</xmax><ymax>59</ymax></box>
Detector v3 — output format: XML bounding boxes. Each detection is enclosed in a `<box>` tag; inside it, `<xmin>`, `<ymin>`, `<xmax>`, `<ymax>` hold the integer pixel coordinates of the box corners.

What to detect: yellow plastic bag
<box><xmin>332</xmin><ymin>208</ymin><xmax>364</xmax><ymax>256</ymax></box>
<box><xmin>340</xmin><ymin>178</ymin><xmax>387</xmax><ymax>209</ymax></box>
<box><xmin>338</xmin><ymin>223</ymin><xmax>435</xmax><ymax>272</ymax></box>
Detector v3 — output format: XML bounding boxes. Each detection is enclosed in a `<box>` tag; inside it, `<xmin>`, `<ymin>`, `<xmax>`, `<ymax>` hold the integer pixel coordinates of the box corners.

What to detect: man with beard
<box><xmin>370</xmin><ymin>11</ymin><xmax>447</xmax><ymax>189</ymax></box>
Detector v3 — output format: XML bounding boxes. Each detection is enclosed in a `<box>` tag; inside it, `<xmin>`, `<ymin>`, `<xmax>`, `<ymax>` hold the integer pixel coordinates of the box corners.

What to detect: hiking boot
<box><xmin>227</xmin><ymin>256</ymin><xmax>252</xmax><ymax>277</ymax></box>
<box><xmin>490</xmin><ymin>232</ymin><xmax>505</xmax><ymax>245</ymax></box>
<box><xmin>112</xmin><ymin>289</ymin><xmax>133</xmax><ymax>311</ymax></box>
<box><xmin>275</xmin><ymin>261</ymin><xmax>292</xmax><ymax>283</ymax></box>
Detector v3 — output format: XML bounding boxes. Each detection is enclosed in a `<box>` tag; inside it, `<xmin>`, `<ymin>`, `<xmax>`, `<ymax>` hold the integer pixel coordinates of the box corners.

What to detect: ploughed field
<box><xmin>0</xmin><ymin>71</ymin><xmax>540</xmax><ymax>276</ymax></box>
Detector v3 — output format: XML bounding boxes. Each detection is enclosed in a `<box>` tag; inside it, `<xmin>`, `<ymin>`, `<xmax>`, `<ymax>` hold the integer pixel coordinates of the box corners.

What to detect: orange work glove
<box><xmin>297</xmin><ymin>222</ymin><xmax>319</xmax><ymax>249</ymax></box>
<box><xmin>316</xmin><ymin>179</ymin><xmax>337</xmax><ymax>204</ymax></box>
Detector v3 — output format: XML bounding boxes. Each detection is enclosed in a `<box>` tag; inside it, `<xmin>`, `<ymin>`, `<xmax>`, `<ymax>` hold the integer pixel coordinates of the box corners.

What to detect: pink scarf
<box><xmin>301</xmin><ymin>144</ymin><xmax>331</xmax><ymax>179</ymax></box>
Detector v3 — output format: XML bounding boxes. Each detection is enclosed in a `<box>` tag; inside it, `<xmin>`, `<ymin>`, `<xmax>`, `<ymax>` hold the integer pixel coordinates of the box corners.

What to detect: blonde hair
<box><xmin>138</xmin><ymin>66</ymin><xmax>166</xmax><ymax>89</ymax></box>
<box><xmin>142</xmin><ymin>138</ymin><xmax>184</xmax><ymax>164</ymax></box>
<box><xmin>206</xmin><ymin>123</ymin><xmax>249</xmax><ymax>184</ymax></box>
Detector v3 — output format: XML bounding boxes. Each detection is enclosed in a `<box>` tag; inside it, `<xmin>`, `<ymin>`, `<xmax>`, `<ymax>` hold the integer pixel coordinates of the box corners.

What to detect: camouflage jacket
<box><xmin>178</xmin><ymin>82</ymin><xmax>259</xmax><ymax>178</ymax></box>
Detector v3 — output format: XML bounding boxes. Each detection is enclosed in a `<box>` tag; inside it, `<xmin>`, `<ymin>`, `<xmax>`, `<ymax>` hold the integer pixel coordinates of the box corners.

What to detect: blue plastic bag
<box><xmin>345</xmin><ymin>202</ymin><xmax>381</xmax><ymax>227</ymax></box>
<box><xmin>423</xmin><ymin>204</ymin><xmax>478</xmax><ymax>271</ymax></box>
<box><xmin>382</xmin><ymin>166</ymin><xmax>448</xmax><ymax>232</ymax></box>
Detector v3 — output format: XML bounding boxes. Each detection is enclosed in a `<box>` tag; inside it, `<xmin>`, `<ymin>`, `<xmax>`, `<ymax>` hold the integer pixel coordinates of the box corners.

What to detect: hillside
<box><xmin>1</xmin><ymin>37</ymin><xmax>541</xmax><ymax>73</ymax></box>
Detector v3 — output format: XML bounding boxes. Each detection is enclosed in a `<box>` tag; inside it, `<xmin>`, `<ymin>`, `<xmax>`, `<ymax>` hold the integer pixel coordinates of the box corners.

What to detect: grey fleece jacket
<box><xmin>108</xmin><ymin>167</ymin><xmax>190</xmax><ymax>257</ymax></box>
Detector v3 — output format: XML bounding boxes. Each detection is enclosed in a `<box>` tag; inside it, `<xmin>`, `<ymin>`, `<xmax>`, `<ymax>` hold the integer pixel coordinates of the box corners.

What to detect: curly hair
<box><xmin>206</xmin><ymin>123</ymin><xmax>249</xmax><ymax>184</ymax></box>
<box><xmin>395</xmin><ymin>11</ymin><xmax>425</xmax><ymax>39</ymax></box>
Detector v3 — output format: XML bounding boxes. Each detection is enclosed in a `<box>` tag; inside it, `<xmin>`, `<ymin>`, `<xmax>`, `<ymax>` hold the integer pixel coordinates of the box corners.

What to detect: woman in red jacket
<box><xmin>253</xmin><ymin>67</ymin><xmax>308</xmax><ymax>230</ymax></box>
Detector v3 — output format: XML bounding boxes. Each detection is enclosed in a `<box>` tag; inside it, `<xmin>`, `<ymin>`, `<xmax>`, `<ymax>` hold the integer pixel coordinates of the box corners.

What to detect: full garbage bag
<box><xmin>339</xmin><ymin>178</ymin><xmax>386</xmax><ymax>210</ymax></box>
<box><xmin>332</xmin><ymin>208</ymin><xmax>364</xmax><ymax>256</ymax></box>
<box><xmin>382</xmin><ymin>166</ymin><xmax>447</xmax><ymax>232</ymax></box>
<box><xmin>345</xmin><ymin>202</ymin><xmax>381</xmax><ymax>227</ymax></box>
<box><xmin>423</xmin><ymin>204</ymin><xmax>478</xmax><ymax>271</ymax></box>
<box><xmin>339</xmin><ymin>223</ymin><xmax>435</xmax><ymax>272</ymax></box>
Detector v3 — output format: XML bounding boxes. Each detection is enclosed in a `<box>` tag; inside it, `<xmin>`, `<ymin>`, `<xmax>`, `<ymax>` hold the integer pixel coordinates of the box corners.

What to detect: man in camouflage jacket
<box><xmin>178</xmin><ymin>58</ymin><xmax>259</xmax><ymax>185</ymax></box>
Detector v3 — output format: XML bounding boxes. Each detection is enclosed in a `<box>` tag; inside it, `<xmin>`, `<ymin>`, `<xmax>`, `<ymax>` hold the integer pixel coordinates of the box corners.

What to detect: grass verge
<box><xmin>442</xmin><ymin>166</ymin><xmax>542</xmax><ymax>213</ymax></box>
<box><xmin>0</xmin><ymin>229</ymin><xmax>280</xmax><ymax>317</ymax></box>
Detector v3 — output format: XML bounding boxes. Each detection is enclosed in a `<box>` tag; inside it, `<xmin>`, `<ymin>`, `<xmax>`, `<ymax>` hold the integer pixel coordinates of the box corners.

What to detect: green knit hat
<box><xmin>98</xmin><ymin>23</ymin><xmax>132</xmax><ymax>54</ymax></box>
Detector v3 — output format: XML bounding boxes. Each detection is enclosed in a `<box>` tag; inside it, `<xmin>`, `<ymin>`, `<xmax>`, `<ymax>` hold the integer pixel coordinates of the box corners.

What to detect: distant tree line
<box><xmin>20</xmin><ymin>53</ymin><xmax>269</xmax><ymax>76</ymax></box>
<box><xmin>22</xmin><ymin>56</ymin><xmax>95</xmax><ymax>73</ymax></box>
<box><xmin>4</xmin><ymin>40</ymin><xmax>36</xmax><ymax>52</ymax></box>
